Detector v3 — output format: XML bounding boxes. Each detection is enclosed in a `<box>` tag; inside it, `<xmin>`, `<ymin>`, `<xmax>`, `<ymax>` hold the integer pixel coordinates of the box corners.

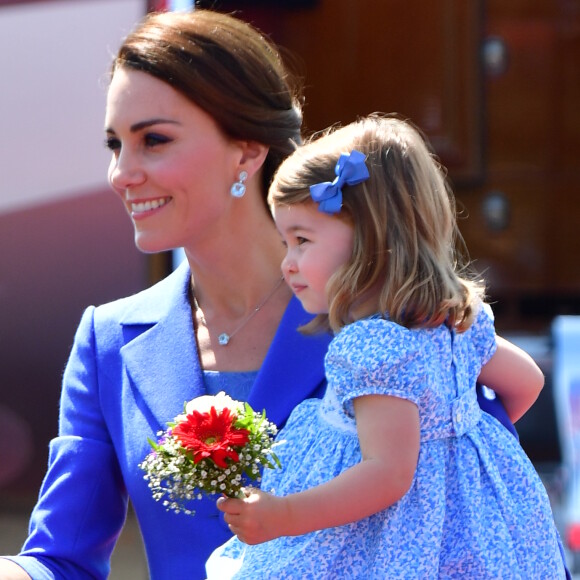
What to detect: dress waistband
<box><xmin>421</xmin><ymin>387</ymin><xmax>481</xmax><ymax>441</ymax></box>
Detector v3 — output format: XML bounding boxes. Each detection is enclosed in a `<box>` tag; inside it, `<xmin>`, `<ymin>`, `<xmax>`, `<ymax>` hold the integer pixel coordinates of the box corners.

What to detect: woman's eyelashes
<box><xmin>103</xmin><ymin>132</ymin><xmax>172</xmax><ymax>153</ymax></box>
<box><xmin>104</xmin><ymin>135</ymin><xmax>120</xmax><ymax>152</ymax></box>
<box><xmin>143</xmin><ymin>133</ymin><xmax>172</xmax><ymax>148</ymax></box>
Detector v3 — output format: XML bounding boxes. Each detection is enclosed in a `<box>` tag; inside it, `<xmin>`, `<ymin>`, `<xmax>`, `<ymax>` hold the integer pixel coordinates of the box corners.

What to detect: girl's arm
<box><xmin>0</xmin><ymin>560</ymin><xmax>31</xmax><ymax>580</ymax></box>
<box><xmin>477</xmin><ymin>335</ymin><xmax>544</xmax><ymax>423</ymax></box>
<box><xmin>217</xmin><ymin>394</ymin><xmax>420</xmax><ymax>545</ymax></box>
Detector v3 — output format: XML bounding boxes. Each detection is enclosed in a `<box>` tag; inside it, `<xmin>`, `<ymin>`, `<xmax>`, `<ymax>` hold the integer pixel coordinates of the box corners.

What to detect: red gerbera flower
<box><xmin>172</xmin><ymin>406</ymin><xmax>250</xmax><ymax>468</ymax></box>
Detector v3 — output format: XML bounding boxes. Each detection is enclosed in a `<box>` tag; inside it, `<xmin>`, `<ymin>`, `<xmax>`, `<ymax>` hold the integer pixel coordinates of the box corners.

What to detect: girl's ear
<box><xmin>238</xmin><ymin>141</ymin><xmax>270</xmax><ymax>179</ymax></box>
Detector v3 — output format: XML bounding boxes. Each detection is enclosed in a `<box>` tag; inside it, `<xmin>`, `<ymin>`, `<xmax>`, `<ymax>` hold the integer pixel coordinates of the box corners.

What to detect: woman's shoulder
<box><xmin>94</xmin><ymin>261</ymin><xmax>190</xmax><ymax>323</ymax></box>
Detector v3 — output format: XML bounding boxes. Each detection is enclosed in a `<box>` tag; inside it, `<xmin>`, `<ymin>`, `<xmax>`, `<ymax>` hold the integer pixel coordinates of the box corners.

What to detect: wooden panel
<box><xmin>458</xmin><ymin>180</ymin><xmax>550</xmax><ymax>294</ymax></box>
<box><xmin>484</xmin><ymin>4</ymin><xmax>580</xmax><ymax>173</ymax></box>
<box><xmin>466</xmin><ymin>1</ymin><xmax>580</xmax><ymax>328</ymax></box>
<box><xmin>272</xmin><ymin>0</ymin><xmax>484</xmax><ymax>184</ymax></box>
<box><xmin>486</xmin><ymin>20</ymin><xmax>558</xmax><ymax>172</ymax></box>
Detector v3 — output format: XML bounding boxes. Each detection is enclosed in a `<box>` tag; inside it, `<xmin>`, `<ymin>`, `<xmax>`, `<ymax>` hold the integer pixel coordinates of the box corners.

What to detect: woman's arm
<box><xmin>478</xmin><ymin>335</ymin><xmax>545</xmax><ymax>423</ymax></box>
<box><xmin>217</xmin><ymin>394</ymin><xmax>420</xmax><ymax>544</ymax></box>
<box><xmin>2</xmin><ymin>307</ymin><xmax>128</xmax><ymax>579</ymax></box>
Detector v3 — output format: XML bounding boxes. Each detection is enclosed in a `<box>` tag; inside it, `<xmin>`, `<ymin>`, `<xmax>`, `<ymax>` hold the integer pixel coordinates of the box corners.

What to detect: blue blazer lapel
<box><xmin>249</xmin><ymin>296</ymin><xmax>331</xmax><ymax>426</ymax></box>
<box><xmin>118</xmin><ymin>263</ymin><xmax>330</xmax><ymax>431</ymax></box>
<box><xmin>119</xmin><ymin>262</ymin><xmax>205</xmax><ymax>430</ymax></box>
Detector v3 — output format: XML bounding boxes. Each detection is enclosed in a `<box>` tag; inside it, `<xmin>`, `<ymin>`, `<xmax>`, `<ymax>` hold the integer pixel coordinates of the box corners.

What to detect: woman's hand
<box><xmin>216</xmin><ymin>489</ymin><xmax>289</xmax><ymax>545</ymax></box>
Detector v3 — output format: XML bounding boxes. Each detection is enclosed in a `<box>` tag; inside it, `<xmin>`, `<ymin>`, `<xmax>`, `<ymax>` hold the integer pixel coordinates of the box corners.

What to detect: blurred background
<box><xmin>1</xmin><ymin>0</ymin><xmax>579</xmax><ymax>576</ymax></box>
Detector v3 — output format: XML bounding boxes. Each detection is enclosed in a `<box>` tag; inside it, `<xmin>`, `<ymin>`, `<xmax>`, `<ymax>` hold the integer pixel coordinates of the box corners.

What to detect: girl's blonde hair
<box><xmin>268</xmin><ymin>114</ymin><xmax>486</xmax><ymax>334</ymax></box>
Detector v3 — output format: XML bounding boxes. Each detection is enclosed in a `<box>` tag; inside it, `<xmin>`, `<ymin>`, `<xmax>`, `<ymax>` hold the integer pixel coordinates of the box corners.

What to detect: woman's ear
<box><xmin>238</xmin><ymin>141</ymin><xmax>270</xmax><ymax>179</ymax></box>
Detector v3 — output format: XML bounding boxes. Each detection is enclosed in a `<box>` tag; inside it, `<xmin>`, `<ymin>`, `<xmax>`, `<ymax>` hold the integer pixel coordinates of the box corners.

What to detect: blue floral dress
<box><xmin>206</xmin><ymin>306</ymin><xmax>565</xmax><ymax>579</ymax></box>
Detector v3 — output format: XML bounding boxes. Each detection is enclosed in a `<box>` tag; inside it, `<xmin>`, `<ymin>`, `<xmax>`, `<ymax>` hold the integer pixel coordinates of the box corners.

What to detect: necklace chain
<box><xmin>193</xmin><ymin>276</ymin><xmax>284</xmax><ymax>346</ymax></box>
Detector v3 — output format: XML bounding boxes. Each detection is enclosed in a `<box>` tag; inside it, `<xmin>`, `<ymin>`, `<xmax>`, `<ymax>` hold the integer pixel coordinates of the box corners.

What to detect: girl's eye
<box><xmin>297</xmin><ymin>236</ymin><xmax>309</xmax><ymax>246</ymax></box>
<box><xmin>144</xmin><ymin>133</ymin><xmax>171</xmax><ymax>147</ymax></box>
<box><xmin>104</xmin><ymin>136</ymin><xmax>120</xmax><ymax>152</ymax></box>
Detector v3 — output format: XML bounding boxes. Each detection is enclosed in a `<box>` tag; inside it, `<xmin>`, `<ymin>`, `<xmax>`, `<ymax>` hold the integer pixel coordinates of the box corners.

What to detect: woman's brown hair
<box><xmin>112</xmin><ymin>9</ymin><xmax>303</xmax><ymax>195</ymax></box>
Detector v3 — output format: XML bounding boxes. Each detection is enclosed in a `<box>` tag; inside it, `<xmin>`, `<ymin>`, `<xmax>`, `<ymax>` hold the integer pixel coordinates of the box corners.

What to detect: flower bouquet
<box><xmin>139</xmin><ymin>392</ymin><xmax>280</xmax><ymax>516</ymax></box>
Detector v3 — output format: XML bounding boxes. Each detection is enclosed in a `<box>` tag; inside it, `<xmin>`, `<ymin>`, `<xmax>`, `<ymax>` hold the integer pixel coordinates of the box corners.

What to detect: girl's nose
<box><xmin>281</xmin><ymin>253</ymin><xmax>298</xmax><ymax>276</ymax></box>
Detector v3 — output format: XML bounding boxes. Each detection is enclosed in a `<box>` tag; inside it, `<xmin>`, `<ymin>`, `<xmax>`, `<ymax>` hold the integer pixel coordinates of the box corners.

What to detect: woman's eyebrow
<box><xmin>105</xmin><ymin>118</ymin><xmax>180</xmax><ymax>134</ymax></box>
<box><xmin>130</xmin><ymin>118</ymin><xmax>180</xmax><ymax>132</ymax></box>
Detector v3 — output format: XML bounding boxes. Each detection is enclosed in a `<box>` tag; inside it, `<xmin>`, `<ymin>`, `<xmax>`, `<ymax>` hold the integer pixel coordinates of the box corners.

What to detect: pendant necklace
<box><xmin>193</xmin><ymin>275</ymin><xmax>285</xmax><ymax>346</ymax></box>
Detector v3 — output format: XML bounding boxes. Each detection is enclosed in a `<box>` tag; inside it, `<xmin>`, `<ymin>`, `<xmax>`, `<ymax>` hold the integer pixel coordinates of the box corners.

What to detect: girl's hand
<box><xmin>216</xmin><ymin>489</ymin><xmax>289</xmax><ymax>545</ymax></box>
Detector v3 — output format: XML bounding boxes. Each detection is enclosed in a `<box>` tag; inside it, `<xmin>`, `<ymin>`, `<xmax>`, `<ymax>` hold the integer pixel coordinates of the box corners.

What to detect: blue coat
<box><xmin>8</xmin><ymin>261</ymin><xmax>516</xmax><ymax>580</ymax></box>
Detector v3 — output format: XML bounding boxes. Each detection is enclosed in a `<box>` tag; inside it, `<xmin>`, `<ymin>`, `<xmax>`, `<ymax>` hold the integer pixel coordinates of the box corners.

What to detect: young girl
<box><xmin>206</xmin><ymin>115</ymin><xmax>566</xmax><ymax>578</ymax></box>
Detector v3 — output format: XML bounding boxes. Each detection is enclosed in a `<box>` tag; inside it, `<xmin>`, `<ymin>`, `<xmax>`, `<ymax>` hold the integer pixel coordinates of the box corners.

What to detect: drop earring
<box><xmin>230</xmin><ymin>170</ymin><xmax>248</xmax><ymax>198</ymax></box>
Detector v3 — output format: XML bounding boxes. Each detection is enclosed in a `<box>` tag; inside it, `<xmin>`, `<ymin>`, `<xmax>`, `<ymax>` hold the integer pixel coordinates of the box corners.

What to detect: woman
<box><xmin>0</xmin><ymin>9</ymin><xmax>516</xmax><ymax>580</ymax></box>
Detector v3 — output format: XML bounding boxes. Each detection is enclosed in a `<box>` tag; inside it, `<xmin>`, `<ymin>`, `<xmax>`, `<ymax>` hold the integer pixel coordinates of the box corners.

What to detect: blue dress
<box><xmin>206</xmin><ymin>306</ymin><xmax>565</xmax><ymax>579</ymax></box>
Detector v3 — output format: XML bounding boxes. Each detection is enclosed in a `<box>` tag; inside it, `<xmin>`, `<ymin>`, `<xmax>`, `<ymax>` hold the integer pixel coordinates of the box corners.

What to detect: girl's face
<box><xmin>105</xmin><ymin>68</ymin><xmax>244</xmax><ymax>253</ymax></box>
<box><xmin>273</xmin><ymin>202</ymin><xmax>354</xmax><ymax>314</ymax></box>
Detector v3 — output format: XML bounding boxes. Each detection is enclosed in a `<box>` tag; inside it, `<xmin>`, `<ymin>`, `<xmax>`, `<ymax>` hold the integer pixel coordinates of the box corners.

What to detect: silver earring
<box><xmin>230</xmin><ymin>170</ymin><xmax>248</xmax><ymax>198</ymax></box>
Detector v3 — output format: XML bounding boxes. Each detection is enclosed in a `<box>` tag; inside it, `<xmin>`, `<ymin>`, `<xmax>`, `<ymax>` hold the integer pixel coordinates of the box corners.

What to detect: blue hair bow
<box><xmin>309</xmin><ymin>150</ymin><xmax>369</xmax><ymax>214</ymax></box>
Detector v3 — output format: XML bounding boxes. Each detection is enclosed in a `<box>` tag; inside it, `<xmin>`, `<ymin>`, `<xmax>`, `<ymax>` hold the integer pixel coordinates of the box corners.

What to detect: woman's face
<box><xmin>105</xmin><ymin>68</ymin><xmax>243</xmax><ymax>253</ymax></box>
